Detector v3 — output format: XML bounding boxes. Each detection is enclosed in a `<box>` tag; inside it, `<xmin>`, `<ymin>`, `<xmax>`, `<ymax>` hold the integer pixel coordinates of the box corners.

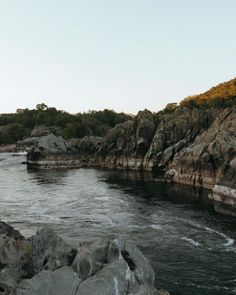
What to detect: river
<box><xmin>0</xmin><ymin>153</ymin><xmax>236</xmax><ymax>295</ymax></box>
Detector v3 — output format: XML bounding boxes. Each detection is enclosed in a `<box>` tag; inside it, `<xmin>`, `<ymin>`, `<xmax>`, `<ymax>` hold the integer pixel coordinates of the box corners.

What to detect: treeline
<box><xmin>159</xmin><ymin>78</ymin><xmax>236</xmax><ymax>114</ymax></box>
<box><xmin>1</xmin><ymin>77</ymin><xmax>236</xmax><ymax>145</ymax></box>
<box><xmin>180</xmin><ymin>77</ymin><xmax>236</xmax><ymax>109</ymax></box>
<box><xmin>0</xmin><ymin>104</ymin><xmax>132</xmax><ymax>144</ymax></box>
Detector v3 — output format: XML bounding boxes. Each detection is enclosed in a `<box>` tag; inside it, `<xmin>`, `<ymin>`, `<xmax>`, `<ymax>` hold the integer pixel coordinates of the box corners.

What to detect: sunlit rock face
<box><xmin>166</xmin><ymin>108</ymin><xmax>236</xmax><ymax>207</ymax></box>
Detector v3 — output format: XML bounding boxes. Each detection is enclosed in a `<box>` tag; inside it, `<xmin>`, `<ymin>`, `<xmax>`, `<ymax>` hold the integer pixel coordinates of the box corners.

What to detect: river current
<box><xmin>0</xmin><ymin>153</ymin><xmax>236</xmax><ymax>295</ymax></box>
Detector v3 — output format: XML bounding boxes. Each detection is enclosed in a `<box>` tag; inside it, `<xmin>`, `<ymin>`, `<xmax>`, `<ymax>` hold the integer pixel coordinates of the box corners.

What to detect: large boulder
<box><xmin>0</xmin><ymin>222</ymin><xmax>33</xmax><ymax>294</ymax></box>
<box><xmin>29</xmin><ymin>227</ymin><xmax>77</xmax><ymax>273</ymax></box>
<box><xmin>0</xmin><ymin>223</ymin><xmax>169</xmax><ymax>295</ymax></box>
<box><xmin>26</xmin><ymin>134</ymin><xmax>80</xmax><ymax>168</ymax></box>
<box><xmin>72</xmin><ymin>238</ymin><xmax>157</xmax><ymax>295</ymax></box>
<box><xmin>15</xmin><ymin>267</ymin><xmax>81</xmax><ymax>295</ymax></box>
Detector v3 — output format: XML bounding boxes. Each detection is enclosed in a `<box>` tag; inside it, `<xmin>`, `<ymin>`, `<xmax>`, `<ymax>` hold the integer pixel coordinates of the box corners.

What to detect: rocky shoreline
<box><xmin>26</xmin><ymin>106</ymin><xmax>236</xmax><ymax>214</ymax></box>
<box><xmin>0</xmin><ymin>221</ymin><xmax>169</xmax><ymax>295</ymax></box>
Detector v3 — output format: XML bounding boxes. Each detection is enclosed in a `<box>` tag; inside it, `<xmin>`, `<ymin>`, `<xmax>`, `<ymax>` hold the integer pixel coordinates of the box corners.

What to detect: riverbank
<box><xmin>26</xmin><ymin>107</ymin><xmax>236</xmax><ymax>215</ymax></box>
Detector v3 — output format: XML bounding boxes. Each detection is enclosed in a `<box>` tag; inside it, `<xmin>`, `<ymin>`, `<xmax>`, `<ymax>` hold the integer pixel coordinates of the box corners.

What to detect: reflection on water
<box><xmin>0</xmin><ymin>154</ymin><xmax>236</xmax><ymax>295</ymax></box>
<box><xmin>27</xmin><ymin>169</ymin><xmax>68</xmax><ymax>185</ymax></box>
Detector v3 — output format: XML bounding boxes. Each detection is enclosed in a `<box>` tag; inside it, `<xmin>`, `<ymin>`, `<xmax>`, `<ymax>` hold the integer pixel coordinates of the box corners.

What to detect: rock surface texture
<box><xmin>26</xmin><ymin>107</ymin><xmax>236</xmax><ymax>213</ymax></box>
<box><xmin>0</xmin><ymin>222</ymin><xmax>167</xmax><ymax>295</ymax></box>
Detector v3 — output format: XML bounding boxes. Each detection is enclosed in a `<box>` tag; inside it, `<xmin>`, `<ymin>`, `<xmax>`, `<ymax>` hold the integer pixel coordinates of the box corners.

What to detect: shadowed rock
<box><xmin>29</xmin><ymin>227</ymin><xmax>77</xmax><ymax>273</ymax></box>
<box><xmin>0</xmin><ymin>223</ymin><xmax>168</xmax><ymax>295</ymax></box>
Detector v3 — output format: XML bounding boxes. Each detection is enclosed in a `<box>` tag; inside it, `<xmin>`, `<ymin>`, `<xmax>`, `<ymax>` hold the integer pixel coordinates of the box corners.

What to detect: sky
<box><xmin>0</xmin><ymin>0</ymin><xmax>236</xmax><ymax>114</ymax></box>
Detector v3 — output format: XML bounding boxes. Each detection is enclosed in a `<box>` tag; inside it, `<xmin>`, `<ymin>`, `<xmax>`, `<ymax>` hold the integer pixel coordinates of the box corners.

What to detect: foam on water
<box><xmin>182</xmin><ymin>237</ymin><xmax>201</xmax><ymax>247</ymax></box>
<box><xmin>1</xmin><ymin>153</ymin><xmax>236</xmax><ymax>295</ymax></box>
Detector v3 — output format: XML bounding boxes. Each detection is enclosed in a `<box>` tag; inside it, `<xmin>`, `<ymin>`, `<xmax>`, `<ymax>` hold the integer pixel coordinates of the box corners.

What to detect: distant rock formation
<box><xmin>0</xmin><ymin>221</ymin><xmax>168</xmax><ymax>295</ymax></box>
<box><xmin>26</xmin><ymin>107</ymin><xmax>236</xmax><ymax>214</ymax></box>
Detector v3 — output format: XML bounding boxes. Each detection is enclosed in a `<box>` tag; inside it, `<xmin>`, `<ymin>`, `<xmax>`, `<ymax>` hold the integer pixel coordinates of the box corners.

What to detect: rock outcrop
<box><xmin>0</xmin><ymin>221</ymin><xmax>168</xmax><ymax>295</ymax></box>
<box><xmin>27</xmin><ymin>134</ymin><xmax>81</xmax><ymax>168</ymax></box>
<box><xmin>165</xmin><ymin>107</ymin><xmax>236</xmax><ymax>209</ymax></box>
<box><xmin>26</xmin><ymin>107</ymin><xmax>236</xmax><ymax>213</ymax></box>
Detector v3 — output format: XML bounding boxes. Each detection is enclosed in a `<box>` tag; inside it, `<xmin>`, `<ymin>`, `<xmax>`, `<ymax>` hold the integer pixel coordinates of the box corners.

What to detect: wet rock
<box><xmin>0</xmin><ymin>268</ymin><xmax>19</xmax><ymax>295</ymax></box>
<box><xmin>0</xmin><ymin>222</ymin><xmax>169</xmax><ymax>295</ymax></box>
<box><xmin>15</xmin><ymin>266</ymin><xmax>80</xmax><ymax>295</ymax></box>
<box><xmin>73</xmin><ymin>238</ymin><xmax>156</xmax><ymax>294</ymax></box>
<box><xmin>29</xmin><ymin>227</ymin><xmax>77</xmax><ymax>273</ymax></box>
<box><xmin>72</xmin><ymin>238</ymin><xmax>109</xmax><ymax>280</ymax></box>
<box><xmin>0</xmin><ymin>222</ymin><xmax>33</xmax><ymax>278</ymax></box>
<box><xmin>0</xmin><ymin>222</ymin><xmax>24</xmax><ymax>240</ymax></box>
<box><xmin>77</xmin><ymin>259</ymin><xmax>131</xmax><ymax>295</ymax></box>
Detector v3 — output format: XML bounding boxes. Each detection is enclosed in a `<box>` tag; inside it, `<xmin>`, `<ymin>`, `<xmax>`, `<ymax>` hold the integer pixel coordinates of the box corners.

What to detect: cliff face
<box><xmin>166</xmin><ymin>107</ymin><xmax>236</xmax><ymax>208</ymax></box>
<box><xmin>143</xmin><ymin>108</ymin><xmax>218</xmax><ymax>171</ymax></box>
<box><xmin>27</xmin><ymin>106</ymin><xmax>236</xmax><ymax>211</ymax></box>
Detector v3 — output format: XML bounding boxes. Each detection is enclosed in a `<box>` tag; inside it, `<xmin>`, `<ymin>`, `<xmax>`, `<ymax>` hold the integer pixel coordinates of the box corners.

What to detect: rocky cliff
<box><xmin>27</xmin><ymin>105</ymin><xmax>236</xmax><ymax>212</ymax></box>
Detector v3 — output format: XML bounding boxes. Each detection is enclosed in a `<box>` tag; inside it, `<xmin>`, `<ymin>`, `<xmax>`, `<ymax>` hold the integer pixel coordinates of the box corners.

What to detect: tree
<box><xmin>36</xmin><ymin>103</ymin><xmax>48</xmax><ymax>111</ymax></box>
<box><xmin>163</xmin><ymin>103</ymin><xmax>178</xmax><ymax>113</ymax></box>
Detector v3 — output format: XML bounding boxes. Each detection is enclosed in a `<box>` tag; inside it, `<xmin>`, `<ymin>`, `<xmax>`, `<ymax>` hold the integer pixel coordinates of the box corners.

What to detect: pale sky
<box><xmin>0</xmin><ymin>0</ymin><xmax>236</xmax><ymax>114</ymax></box>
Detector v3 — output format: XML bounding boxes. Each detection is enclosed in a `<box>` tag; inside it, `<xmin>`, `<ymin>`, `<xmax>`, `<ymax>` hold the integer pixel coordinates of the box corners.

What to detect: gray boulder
<box><xmin>72</xmin><ymin>238</ymin><xmax>157</xmax><ymax>294</ymax></box>
<box><xmin>0</xmin><ymin>222</ymin><xmax>33</xmax><ymax>276</ymax></box>
<box><xmin>16</xmin><ymin>266</ymin><xmax>81</xmax><ymax>295</ymax></box>
<box><xmin>0</xmin><ymin>268</ymin><xmax>19</xmax><ymax>295</ymax></box>
<box><xmin>29</xmin><ymin>227</ymin><xmax>77</xmax><ymax>273</ymax></box>
<box><xmin>0</xmin><ymin>223</ymin><xmax>169</xmax><ymax>295</ymax></box>
<box><xmin>0</xmin><ymin>222</ymin><xmax>33</xmax><ymax>294</ymax></box>
<box><xmin>34</xmin><ymin>133</ymin><xmax>69</xmax><ymax>154</ymax></box>
<box><xmin>72</xmin><ymin>238</ymin><xmax>109</xmax><ymax>280</ymax></box>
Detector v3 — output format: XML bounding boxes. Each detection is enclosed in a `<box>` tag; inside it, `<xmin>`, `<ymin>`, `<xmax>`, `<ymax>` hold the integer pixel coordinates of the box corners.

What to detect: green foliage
<box><xmin>36</xmin><ymin>103</ymin><xmax>48</xmax><ymax>111</ymax></box>
<box><xmin>1</xmin><ymin>77</ymin><xmax>235</xmax><ymax>145</ymax></box>
<box><xmin>163</xmin><ymin>103</ymin><xmax>178</xmax><ymax>113</ymax></box>
<box><xmin>0</xmin><ymin>105</ymin><xmax>132</xmax><ymax>144</ymax></box>
<box><xmin>0</xmin><ymin>124</ymin><xmax>26</xmax><ymax>144</ymax></box>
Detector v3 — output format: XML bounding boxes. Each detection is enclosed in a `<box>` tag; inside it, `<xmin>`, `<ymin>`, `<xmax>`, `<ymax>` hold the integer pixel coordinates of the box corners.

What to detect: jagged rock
<box><xmin>166</xmin><ymin>108</ymin><xmax>236</xmax><ymax>207</ymax></box>
<box><xmin>26</xmin><ymin>107</ymin><xmax>236</xmax><ymax>213</ymax></box>
<box><xmin>0</xmin><ymin>223</ymin><xmax>166</xmax><ymax>295</ymax></box>
<box><xmin>143</xmin><ymin>108</ymin><xmax>216</xmax><ymax>171</ymax></box>
<box><xmin>27</xmin><ymin>134</ymin><xmax>80</xmax><ymax>168</ymax></box>
<box><xmin>0</xmin><ymin>222</ymin><xmax>33</xmax><ymax>294</ymax></box>
<box><xmin>33</xmin><ymin>133</ymin><xmax>69</xmax><ymax>154</ymax></box>
<box><xmin>136</xmin><ymin>109</ymin><xmax>155</xmax><ymax>144</ymax></box>
<box><xmin>0</xmin><ymin>268</ymin><xmax>19</xmax><ymax>295</ymax></box>
<box><xmin>74</xmin><ymin>238</ymin><xmax>156</xmax><ymax>295</ymax></box>
<box><xmin>0</xmin><ymin>222</ymin><xmax>24</xmax><ymax>240</ymax></box>
<box><xmin>29</xmin><ymin>227</ymin><xmax>77</xmax><ymax>273</ymax></box>
<box><xmin>15</xmin><ymin>266</ymin><xmax>81</xmax><ymax>295</ymax></box>
<box><xmin>72</xmin><ymin>238</ymin><xmax>109</xmax><ymax>280</ymax></box>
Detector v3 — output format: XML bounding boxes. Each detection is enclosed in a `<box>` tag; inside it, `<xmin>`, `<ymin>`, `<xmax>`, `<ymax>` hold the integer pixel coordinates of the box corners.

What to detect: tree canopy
<box><xmin>0</xmin><ymin>106</ymin><xmax>132</xmax><ymax>145</ymax></box>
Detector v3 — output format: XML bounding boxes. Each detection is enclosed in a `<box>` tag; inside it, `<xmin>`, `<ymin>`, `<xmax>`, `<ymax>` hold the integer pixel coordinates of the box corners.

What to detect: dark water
<box><xmin>0</xmin><ymin>153</ymin><xmax>236</xmax><ymax>295</ymax></box>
